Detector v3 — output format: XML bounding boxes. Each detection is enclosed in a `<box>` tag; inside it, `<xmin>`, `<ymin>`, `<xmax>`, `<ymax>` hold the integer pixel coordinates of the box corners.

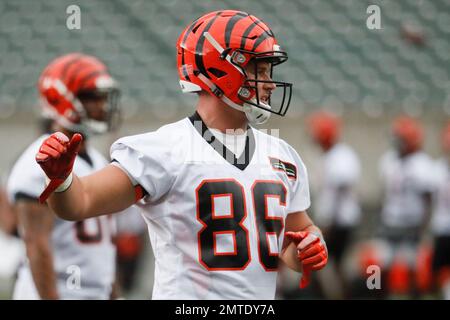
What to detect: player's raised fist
<box><xmin>36</xmin><ymin>132</ymin><xmax>83</xmax><ymax>203</ymax></box>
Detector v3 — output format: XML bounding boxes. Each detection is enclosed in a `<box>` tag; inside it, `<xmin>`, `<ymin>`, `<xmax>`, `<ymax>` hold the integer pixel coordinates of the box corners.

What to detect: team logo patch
<box><xmin>269</xmin><ymin>157</ymin><xmax>297</xmax><ymax>180</ymax></box>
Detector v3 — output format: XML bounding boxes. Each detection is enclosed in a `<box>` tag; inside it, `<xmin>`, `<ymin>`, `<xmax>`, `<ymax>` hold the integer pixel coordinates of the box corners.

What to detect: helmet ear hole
<box><xmin>207</xmin><ymin>68</ymin><xmax>227</xmax><ymax>79</ymax></box>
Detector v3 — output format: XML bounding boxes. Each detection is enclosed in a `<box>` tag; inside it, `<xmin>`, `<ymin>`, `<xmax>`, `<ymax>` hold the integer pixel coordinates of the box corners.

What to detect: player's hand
<box><xmin>285</xmin><ymin>231</ymin><xmax>328</xmax><ymax>288</ymax></box>
<box><xmin>36</xmin><ymin>132</ymin><xmax>83</xmax><ymax>203</ymax></box>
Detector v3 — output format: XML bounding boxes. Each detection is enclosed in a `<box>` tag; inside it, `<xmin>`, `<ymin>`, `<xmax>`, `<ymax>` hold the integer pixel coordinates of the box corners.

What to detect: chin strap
<box><xmin>196</xmin><ymin>73</ymin><xmax>271</xmax><ymax>125</ymax></box>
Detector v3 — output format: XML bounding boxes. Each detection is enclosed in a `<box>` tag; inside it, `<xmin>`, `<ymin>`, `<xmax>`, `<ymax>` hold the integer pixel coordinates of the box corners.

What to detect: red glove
<box><xmin>36</xmin><ymin>132</ymin><xmax>83</xmax><ymax>203</ymax></box>
<box><xmin>285</xmin><ymin>231</ymin><xmax>328</xmax><ymax>288</ymax></box>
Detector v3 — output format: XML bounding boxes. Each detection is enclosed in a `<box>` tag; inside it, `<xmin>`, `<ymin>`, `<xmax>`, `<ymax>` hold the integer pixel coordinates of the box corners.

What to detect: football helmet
<box><xmin>176</xmin><ymin>10</ymin><xmax>292</xmax><ymax>124</ymax></box>
<box><xmin>38</xmin><ymin>53</ymin><xmax>120</xmax><ymax>135</ymax></box>
<box><xmin>391</xmin><ymin>116</ymin><xmax>423</xmax><ymax>154</ymax></box>
<box><xmin>306</xmin><ymin>111</ymin><xmax>340</xmax><ymax>149</ymax></box>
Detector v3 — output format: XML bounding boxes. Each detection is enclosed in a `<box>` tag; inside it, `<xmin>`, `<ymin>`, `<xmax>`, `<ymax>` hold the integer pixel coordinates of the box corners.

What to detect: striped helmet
<box><xmin>38</xmin><ymin>53</ymin><xmax>120</xmax><ymax>135</ymax></box>
<box><xmin>176</xmin><ymin>10</ymin><xmax>292</xmax><ymax>124</ymax></box>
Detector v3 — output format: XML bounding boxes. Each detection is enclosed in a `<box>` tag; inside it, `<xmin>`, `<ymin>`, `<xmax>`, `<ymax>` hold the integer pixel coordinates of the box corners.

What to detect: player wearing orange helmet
<box><xmin>6</xmin><ymin>53</ymin><xmax>128</xmax><ymax>299</ymax></box>
<box><xmin>307</xmin><ymin>112</ymin><xmax>341</xmax><ymax>151</ymax></box>
<box><xmin>391</xmin><ymin>116</ymin><xmax>424</xmax><ymax>156</ymax></box>
<box><xmin>33</xmin><ymin>11</ymin><xmax>327</xmax><ymax>299</ymax></box>
<box><xmin>430</xmin><ymin>122</ymin><xmax>450</xmax><ymax>299</ymax></box>
<box><xmin>378</xmin><ymin>116</ymin><xmax>434</xmax><ymax>297</ymax></box>
<box><xmin>306</xmin><ymin>111</ymin><xmax>361</xmax><ymax>299</ymax></box>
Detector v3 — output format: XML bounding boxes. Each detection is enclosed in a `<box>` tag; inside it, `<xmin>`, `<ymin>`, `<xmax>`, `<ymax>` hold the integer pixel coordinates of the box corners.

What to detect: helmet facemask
<box><xmin>235</xmin><ymin>51</ymin><xmax>292</xmax><ymax>122</ymax></box>
<box><xmin>198</xmin><ymin>32</ymin><xmax>292</xmax><ymax>125</ymax></box>
<box><xmin>76</xmin><ymin>87</ymin><xmax>121</xmax><ymax>136</ymax></box>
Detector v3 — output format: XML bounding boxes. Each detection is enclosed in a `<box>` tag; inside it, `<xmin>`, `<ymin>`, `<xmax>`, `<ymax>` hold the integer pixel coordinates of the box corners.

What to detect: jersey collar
<box><xmin>188</xmin><ymin>111</ymin><xmax>255</xmax><ymax>171</ymax></box>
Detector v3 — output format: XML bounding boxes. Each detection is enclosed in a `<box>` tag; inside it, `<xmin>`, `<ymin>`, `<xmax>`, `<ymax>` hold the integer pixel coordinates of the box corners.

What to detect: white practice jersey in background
<box><xmin>431</xmin><ymin>159</ymin><xmax>450</xmax><ymax>236</ymax></box>
<box><xmin>111</xmin><ymin>113</ymin><xmax>310</xmax><ymax>300</ymax></box>
<box><xmin>313</xmin><ymin>143</ymin><xmax>361</xmax><ymax>228</ymax></box>
<box><xmin>379</xmin><ymin>150</ymin><xmax>435</xmax><ymax>228</ymax></box>
<box><xmin>7</xmin><ymin>135</ymin><xmax>116</xmax><ymax>299</ymax></box>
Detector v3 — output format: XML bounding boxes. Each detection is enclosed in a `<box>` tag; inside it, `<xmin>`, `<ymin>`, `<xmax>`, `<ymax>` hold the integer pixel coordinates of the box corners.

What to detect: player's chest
<box><xmin>172</xmin><ymin>164</ymin><xmax>290</xmax><ymax>272</ymax></box>
<box><xmin>385</xmin><ymin>161</ymin><xmax>417</xmax><ymax>190</ymax></box>
<box><xmin>177</xmin><ymin>160</ymin><xmax>292</xmax><ymax>204</ymax></box>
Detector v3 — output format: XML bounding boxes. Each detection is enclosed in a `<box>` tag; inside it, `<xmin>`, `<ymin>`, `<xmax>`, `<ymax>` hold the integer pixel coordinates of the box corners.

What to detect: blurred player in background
<box><xmin>115</xmin><ymin>208</ymin><xmax>147</xmax><ymax>295</ymax></box>
<box><xmin>378</xmin><ymin>116</ymin><xmax>434</xmax><ymax>298</ymax></box>
<box><xmin>431</xmin><ymin>122</ymin><xmax>450</xmax><ymax>300</ymax></box>
<box><xmin>6</xmin><ymin>53</ymin><xmax>121</xmax><ymax>299</ymax></box>
<box><xmin>33</xmin><ymin>10</ymin><xmax>328</xmax><ymax>299</ymax></box>
<box><xmin>306</xmin><ymin>111</ymin><xmax>361</xmax><ymax>299</ymax></box>
<box><xmin>0</xmin><ymin>183</ymin><xmax>24</xmax><ymax>299</ymax></box>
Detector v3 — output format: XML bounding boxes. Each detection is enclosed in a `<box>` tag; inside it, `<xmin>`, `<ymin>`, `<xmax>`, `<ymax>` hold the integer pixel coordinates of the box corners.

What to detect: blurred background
<box><xmin>0</xmin><ymin>0</ymin><xmax>449</xmax><ymax>299</ymax></box>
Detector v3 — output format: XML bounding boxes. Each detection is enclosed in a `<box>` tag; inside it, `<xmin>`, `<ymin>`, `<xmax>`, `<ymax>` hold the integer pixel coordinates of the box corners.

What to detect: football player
<box><xmin>306</xmin><ymin>111</ymin><xmax>361</xmax><ymax>299</ymax></box>
<box><xmin>34</xmin><ymin>11</ymin><xmax>328</xmax><ymax>299</ymax></box>
<box><xmin>378</xmin><ymin>116</ymin><xmax>434</xmax><ymax>297</ymax></box>
<box><xmin>7</xmin><ymin>53</ymin><xmax>121</xmax><ymax>299</ymax></box>
<box><xmin>431</xmin><ymin>122</ymin><xmax>450</xmax><ymax>300</ymax></box>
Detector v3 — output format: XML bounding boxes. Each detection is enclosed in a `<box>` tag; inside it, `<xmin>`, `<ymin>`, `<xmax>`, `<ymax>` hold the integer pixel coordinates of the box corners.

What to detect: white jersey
<box><xmin>313</xmin><ymin>143</ymin><xmax>361</xmax><ymax>228</ymax></box>
<box><xmin>379</xmin><ymin>150</ymin><xmax>435</xmax><ymax>228</ymax></box>
<box><xmin>7</xmin><ymin>135</ymin><xmax>116</xmax><ymax>299</ymax></box>
<box><xmin>110</xmin><ymin>113</ymin><xmax>310</xmax><ymax>299</ymax></box>
<box><xmin>431</xmin><ymin>159</ymin><xmax>450</xmax><ymax>236</ymax></box>
<box><xmin>116</xmin><ymin>205</ymin><xmax>146</xmax><ymax>234</ymax></box>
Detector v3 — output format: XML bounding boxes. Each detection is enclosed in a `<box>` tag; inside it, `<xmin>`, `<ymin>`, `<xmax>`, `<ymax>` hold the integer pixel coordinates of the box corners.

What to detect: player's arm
<box><xmin>16</xmin><ymin>200</ymin><xmax>59</xmax><ymax>299</ymax></box>
<box><xmin>36</xmin><ymin>133</ymin><xmax>136</xmax><ymax>221</ymax></box>
<box><xmin>0</xmin><ymin>188</ymin><xmax>17</xmax><ymax>235</ymax></box>
<box><xmin>109</xmin><ymin>277</ymin><xmax>121</xmax><ymax>300</ymax></box>
<box><xmin>47</xmin><ymin>165</ymin><xmax>136</xmax><ymax>221</ymax></box>
<box><xmin>420</xmin><ymin>191</ymin><xmax>433</xmax><ymax>238</ymax></box>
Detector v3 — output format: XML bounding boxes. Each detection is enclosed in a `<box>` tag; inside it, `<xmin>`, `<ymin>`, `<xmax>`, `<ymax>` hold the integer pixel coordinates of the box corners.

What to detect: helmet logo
<box><xmin>232</xmin><ymin>52</ymin><xmax>246</xmax><ymax>65</ymax></box>
<box><xmin>238</xmin><ymin>87</ymin><xmax>251</xmax><ymax>99</ymax></box>
<box><xmin>95</xmin><ymin>76</ymin><xmax>115</xmax><ymax>90</ymax></box>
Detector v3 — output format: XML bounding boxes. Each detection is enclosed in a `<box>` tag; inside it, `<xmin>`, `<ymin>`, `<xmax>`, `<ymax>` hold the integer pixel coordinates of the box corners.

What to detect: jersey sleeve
<box><xmin>413</xmin><ymin>155</ymin><xmax>437</xmax><ymax>194</ymax></box>
<box><xmin>286</xmin><ymin>146</ymin><xmax>311</xmax><ymax>213</ymax></box>
<box><xmin>110</xmin><ymin>131</ymin><xmax>177</xmax><ymax>203</ymax></box>
<box><xmin>7</xmin><ymin>142</ymin><xmax>46</xmax><ymax>203</ymax></box>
